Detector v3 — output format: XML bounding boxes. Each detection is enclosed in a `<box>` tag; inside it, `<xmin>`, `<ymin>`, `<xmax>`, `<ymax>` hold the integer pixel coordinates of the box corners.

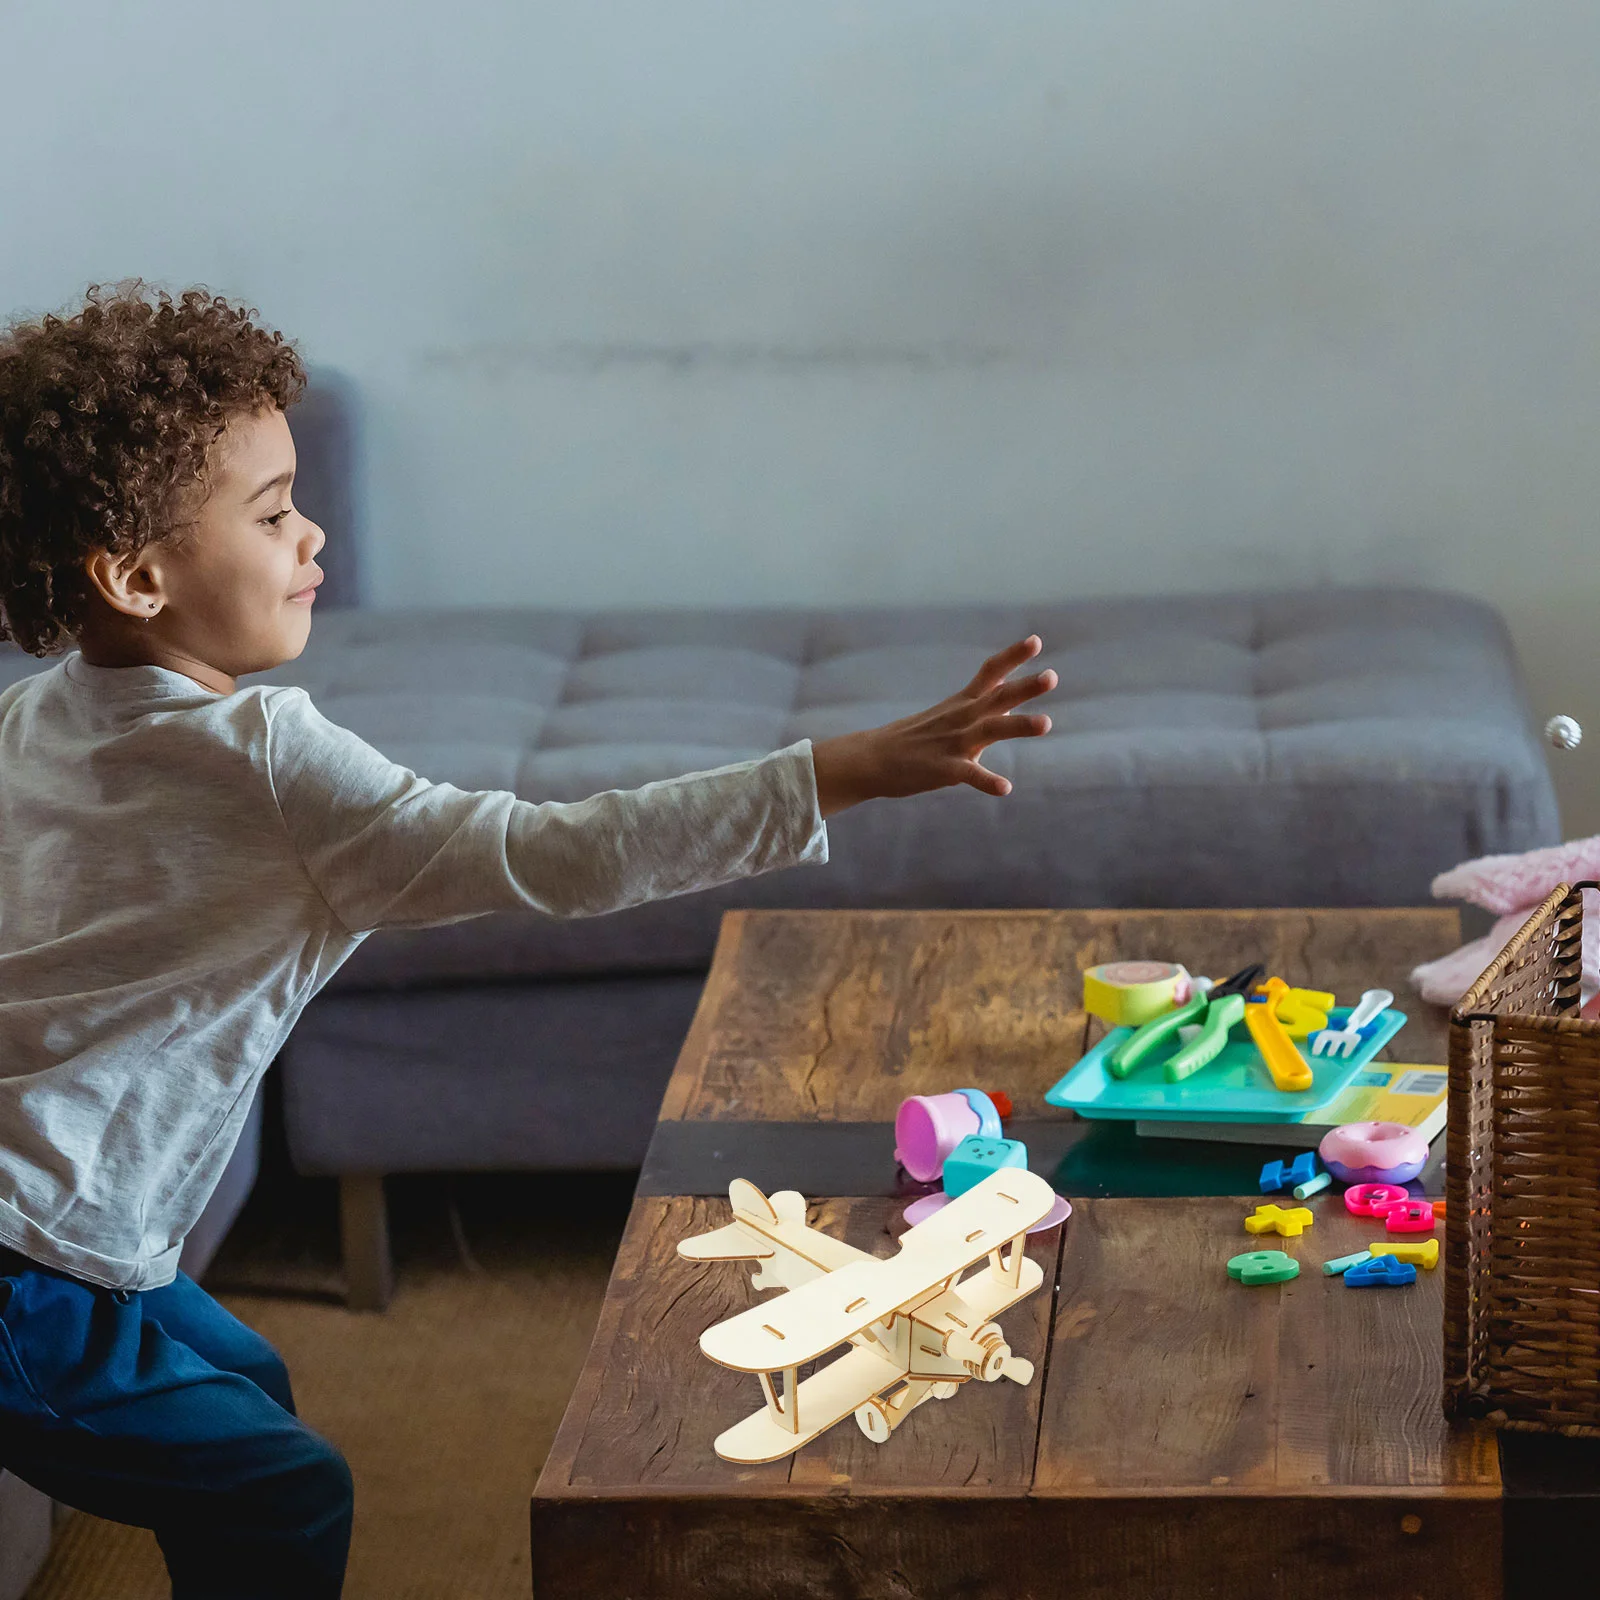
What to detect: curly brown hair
<box><xmin>0</xmin><ymin>281</ymin><xmax>305</xmax><ymax>656</ymax></box>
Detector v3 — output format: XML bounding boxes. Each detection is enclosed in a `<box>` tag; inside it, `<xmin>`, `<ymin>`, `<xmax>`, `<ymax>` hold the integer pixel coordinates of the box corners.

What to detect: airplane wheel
<box><xmin>855</xmin><ymin>1399</ymin><xmax>893</xmax><ymax>1443</ymax></box>
<box><xmin>931</xmin><ymin>1382</ymin><xmax>960</xmax><ymax>1400</ymax></box>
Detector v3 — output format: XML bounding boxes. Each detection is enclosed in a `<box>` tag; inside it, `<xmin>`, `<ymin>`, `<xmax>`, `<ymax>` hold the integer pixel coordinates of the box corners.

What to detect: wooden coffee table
<box><xmin>532</xmin><ymin>908</ymin><xmax>1504</xmax><ymax>1599</ymax></box>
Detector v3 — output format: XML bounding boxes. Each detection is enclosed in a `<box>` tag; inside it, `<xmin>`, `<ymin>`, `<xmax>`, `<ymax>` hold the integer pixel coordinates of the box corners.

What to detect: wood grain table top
<box><xmin>532</xmin><ymin>907</ymin><xmax>1501</xmax><ymax>1600</ymax></box>
<box><xmin>658</xmin><ymin>907</ymin><xmax>1457</xmax><ymax>1124</ymax></box>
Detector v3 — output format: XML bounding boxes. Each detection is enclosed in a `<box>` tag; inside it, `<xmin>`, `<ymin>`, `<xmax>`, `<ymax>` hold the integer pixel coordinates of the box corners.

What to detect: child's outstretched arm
<box><xmin>812</xmin><ymin>635</ymin><xmax>1055</xmax><ymax>815</ymax></box>
<box><xmin>263</xmin><ymin>635</ymin><xmax>1056</xmax><ymax>936</ymax></box>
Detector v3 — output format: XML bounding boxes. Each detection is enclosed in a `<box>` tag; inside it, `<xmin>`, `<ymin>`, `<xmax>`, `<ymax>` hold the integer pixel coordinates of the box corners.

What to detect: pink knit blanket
<box><xmin>1411</xmin><ymin>838</ymin><xmax>1600</xmax><ymax>1011</ymax></box>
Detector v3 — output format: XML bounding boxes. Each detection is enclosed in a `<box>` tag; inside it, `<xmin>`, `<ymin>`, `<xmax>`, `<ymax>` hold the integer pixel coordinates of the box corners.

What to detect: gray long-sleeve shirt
<box><xmin>0</xmin><ymin>653</ymin><xmax>827</xmax><ymax>1290</ymax></box>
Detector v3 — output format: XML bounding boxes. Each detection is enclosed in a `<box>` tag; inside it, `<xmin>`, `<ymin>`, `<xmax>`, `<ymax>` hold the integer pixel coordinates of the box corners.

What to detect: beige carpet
<box><xmin>23</xmin><ymin>1165</ymin><xmax>634</xmax><ymax>1600</ymax></box>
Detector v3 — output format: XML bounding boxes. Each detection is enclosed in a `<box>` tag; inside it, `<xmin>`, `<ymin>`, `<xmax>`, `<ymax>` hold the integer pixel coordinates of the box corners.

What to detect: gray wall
<box><xmin>3</xmin><ymin>1</ymin><xmax>1596</xmax><ymax>831</ymax></box>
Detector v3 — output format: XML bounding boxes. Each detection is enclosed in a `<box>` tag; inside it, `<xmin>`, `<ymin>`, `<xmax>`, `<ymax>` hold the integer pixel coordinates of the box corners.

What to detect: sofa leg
<box><xmin>339</xmin><ymin>1174</ymin><xmax>393</xmax><ymax>1311</ymax></box>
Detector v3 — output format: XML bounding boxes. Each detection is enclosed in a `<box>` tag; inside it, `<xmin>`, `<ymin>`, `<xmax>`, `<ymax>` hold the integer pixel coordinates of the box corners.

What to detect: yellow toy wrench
<box><xmin>1245</xmin><ymin>977</ymin><xmax>1315</xmax><ymax>1092</ymax></box>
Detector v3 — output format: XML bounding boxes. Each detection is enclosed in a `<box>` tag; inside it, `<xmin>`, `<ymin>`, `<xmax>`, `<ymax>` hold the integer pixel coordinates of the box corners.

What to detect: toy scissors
<box><xmin>1108</xmin><ymin>963</ymin><xmax>1265</xmax><ymax>1082</ymax></box>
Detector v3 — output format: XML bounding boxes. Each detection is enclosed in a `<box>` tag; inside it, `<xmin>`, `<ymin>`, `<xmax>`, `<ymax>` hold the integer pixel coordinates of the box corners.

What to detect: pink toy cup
<box><xmin>895</xmin><ymin>1093</ymin><xmax>981</xmax><ymax>1182</ymax></box>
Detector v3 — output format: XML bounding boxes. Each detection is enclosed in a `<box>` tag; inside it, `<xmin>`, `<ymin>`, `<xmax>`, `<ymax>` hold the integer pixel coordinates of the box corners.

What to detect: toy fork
<box><xmin>1310</xmin><ymin>989</ymin><xmax>1394</xmax><ymax>1058</ymax></box>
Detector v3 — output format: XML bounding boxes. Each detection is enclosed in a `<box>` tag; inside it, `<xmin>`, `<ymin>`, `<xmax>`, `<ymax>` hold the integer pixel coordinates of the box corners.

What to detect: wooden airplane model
<box><xmin>677</xmin><ymin>1167</ymin><xmax>1057</xmax><ymax>1462</ymax></box>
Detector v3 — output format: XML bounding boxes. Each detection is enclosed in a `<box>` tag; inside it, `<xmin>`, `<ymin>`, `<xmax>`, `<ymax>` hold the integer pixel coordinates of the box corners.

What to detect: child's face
<box><xmin>82</xmin><ymin>405</ymin><xmax>324</xmax><ymax>692</ymax></box>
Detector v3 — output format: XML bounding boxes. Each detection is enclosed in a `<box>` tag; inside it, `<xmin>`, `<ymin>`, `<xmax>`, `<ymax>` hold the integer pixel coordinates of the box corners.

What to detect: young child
<box><xmin>0</xmin><ymin>282</ymin><xmax>1055</xmax><ymax>1598</ymax></box>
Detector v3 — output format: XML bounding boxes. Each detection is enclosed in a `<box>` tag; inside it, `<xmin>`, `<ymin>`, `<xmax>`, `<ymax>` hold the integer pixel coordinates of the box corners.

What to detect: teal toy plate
<box><xmin>1044</xmin><ymin>1007</ymin><xmax>1409</xmax><ymax>1121</ymax></box>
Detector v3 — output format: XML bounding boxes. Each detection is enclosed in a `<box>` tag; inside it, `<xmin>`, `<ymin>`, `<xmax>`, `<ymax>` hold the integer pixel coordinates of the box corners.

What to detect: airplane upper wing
<box><xmin>897</xmin><ymin>1168</ymin><xmax>1055</xmax><ymax>1255</ymax></box>
<box><xmin>701</xmin><ymin>1255</ymin><xmax>924</xmax><ymax>1370</ymax></box>
<box><xmin>700</xmin><ymin>1170</ymin><xmax>1054</xmax><ymax>1370</ymax></box>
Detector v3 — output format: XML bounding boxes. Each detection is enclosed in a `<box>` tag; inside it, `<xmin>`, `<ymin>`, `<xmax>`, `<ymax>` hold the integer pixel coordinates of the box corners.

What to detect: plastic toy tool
<box><xmin>1311</xmin><ymin>989</ymin><xmax>1395</xmax><ymax>1058</ymax></box>
<box><xmin>1245</xmin><ymin>977</ymin><xmax>1314</xmax><ymax>1092</ymax></box>
<box><xmin>1108</xmin><ymin>964</ymin><xmax>1264</xmax><ymax>1082</ymax></box>
<box><xmin>679</xmin><ymin>1171</ymin><xmax>1055</xmax><ymax>1462</ymax></box>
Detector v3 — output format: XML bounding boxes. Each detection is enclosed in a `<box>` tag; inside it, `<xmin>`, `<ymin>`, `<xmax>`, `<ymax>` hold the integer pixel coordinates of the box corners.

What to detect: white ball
<box><xmin>1546</xmin><ymin>714</ymin><xmax>1584</xmax><ymax>751</ymax></box>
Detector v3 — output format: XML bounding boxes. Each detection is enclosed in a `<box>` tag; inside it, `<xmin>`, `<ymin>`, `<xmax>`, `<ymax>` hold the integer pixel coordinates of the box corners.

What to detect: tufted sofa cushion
<box><xmin>0</xmin><ymin>588</ymin><xmax>1558</xmax><ymax>990</ymax></box>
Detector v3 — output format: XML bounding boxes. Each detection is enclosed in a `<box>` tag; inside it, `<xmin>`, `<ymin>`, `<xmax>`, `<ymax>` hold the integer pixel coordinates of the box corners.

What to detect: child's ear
<box><xmin>82</xmin><ymin>548</ymin><xmax>154</xmax><ymax>616</ymax></box>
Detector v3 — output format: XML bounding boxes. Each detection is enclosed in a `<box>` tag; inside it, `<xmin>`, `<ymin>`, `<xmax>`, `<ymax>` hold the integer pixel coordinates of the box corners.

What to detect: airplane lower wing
<box><xmin>713</xmin><ymin>1343</ymin><xmax>907</xmax><ymax>1464</ymax></box>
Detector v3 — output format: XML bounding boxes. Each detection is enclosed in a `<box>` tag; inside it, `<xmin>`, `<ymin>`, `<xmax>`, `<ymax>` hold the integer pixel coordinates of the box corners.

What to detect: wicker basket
<box><xmin>1444</xmin><ymin>879</ymin><xmax>1600</xmax><ymax>1434</ymax></box>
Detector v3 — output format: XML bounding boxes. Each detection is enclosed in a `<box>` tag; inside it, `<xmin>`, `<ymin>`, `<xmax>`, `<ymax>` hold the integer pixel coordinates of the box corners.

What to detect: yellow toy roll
<box><xmin>1082</xmin><ymin>961</ymin><xmax>1188</xmax><ymax>1028</ymax></box>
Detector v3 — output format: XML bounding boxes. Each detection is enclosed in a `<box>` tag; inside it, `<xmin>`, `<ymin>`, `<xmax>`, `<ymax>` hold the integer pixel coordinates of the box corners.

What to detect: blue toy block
<box><xmin>1344</xmin><ymin>1255</ymin><xmax>1418</xmax><ymax>1288</ymax></box>
<box><xmin>943</xmin><ymin>1134</ymin><xmax>1028</xmax><ymax>1199</ymax></box>
<box><xmin>1259</xmin><ymin>1151</ymin><xmax>1320</xmax><ymax>1194</ymax></box>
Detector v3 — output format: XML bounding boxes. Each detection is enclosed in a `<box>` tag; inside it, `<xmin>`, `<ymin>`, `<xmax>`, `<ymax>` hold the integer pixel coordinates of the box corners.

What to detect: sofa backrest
<box><xmin>290</xmin><ymin>367</ymin><xmax>363</xmax><ymax>610</ymax></box>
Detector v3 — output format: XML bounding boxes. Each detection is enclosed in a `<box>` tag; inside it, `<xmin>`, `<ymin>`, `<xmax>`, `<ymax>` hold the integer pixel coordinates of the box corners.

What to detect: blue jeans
<box><xmin>0</xmin><ymin>1247</ymin><xmax>351</xmax><ymax>1598</ymax></box>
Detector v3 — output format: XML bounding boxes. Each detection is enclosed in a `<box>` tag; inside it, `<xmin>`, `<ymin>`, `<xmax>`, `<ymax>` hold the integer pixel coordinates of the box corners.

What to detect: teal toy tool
<box><xmin>1108</xmin><ymin>964</ymin><xmax>1264</xmax><ymax>1082</ymax></box>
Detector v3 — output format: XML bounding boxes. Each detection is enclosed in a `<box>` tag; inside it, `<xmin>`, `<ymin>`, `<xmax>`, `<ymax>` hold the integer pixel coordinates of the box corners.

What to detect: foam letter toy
<box><xmin>1345</xmin><ymin>1255</ymin><xmax>1417</xmax><ymax>1287</ymax></box>
<box><xmin>1245</xmin><ymin>1203</ymin><xmax>1314</xmax><ymax>1237</ymax></box>
<box><xmin>1370</xmin><ymin>1239</ymin><xmax>1439</xmax><ymax>1270</ymax></box>
<box><xmin>1343</xmin><ymin>1183</ymin><xmax>1409</xmax><ymax>1217</ymax></box>
<box><xmin>1227</xmin><ymin>1250</ymin><xmax>1300</xmax><ymax>1285</ymax></box>
<box><xmin>1385</xmin><ymin>1200</ymin><xmax>1436</xmax><ymax>1235</ymax></box>
<box><xmin>1259</xmin><ymin>1152</ymin><xmax>1319</xmax><ymax>1194</ymax></box>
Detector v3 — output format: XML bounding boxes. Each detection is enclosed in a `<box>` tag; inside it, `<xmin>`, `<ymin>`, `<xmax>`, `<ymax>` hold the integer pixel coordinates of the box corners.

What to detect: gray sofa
<box><xmin>254</xmin><ymin>585</ymin><xmax>1557</xmax><ymax>1307</ymax></box>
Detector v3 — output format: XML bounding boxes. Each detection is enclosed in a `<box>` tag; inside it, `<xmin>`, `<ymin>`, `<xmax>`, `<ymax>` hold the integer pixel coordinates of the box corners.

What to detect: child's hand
<box><xmin>811</xmin><ymin>636</ymin><xmax>1057</xmax><ymax>818</ymax></box>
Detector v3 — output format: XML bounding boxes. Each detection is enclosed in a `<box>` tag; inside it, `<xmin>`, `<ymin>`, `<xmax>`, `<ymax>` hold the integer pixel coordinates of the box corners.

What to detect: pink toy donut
<box><xmin>1319</xmin><ymin>1121</ymin><xmax>1429</xmax><ymax>1186</ymax></box>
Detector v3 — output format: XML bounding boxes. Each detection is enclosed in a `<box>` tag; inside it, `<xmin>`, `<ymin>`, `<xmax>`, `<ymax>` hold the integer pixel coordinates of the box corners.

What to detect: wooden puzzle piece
<box><xmin>679</xmin><ymin>1169</ymin><xmax>1058</xmax><ymax>1462</ymax></box>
